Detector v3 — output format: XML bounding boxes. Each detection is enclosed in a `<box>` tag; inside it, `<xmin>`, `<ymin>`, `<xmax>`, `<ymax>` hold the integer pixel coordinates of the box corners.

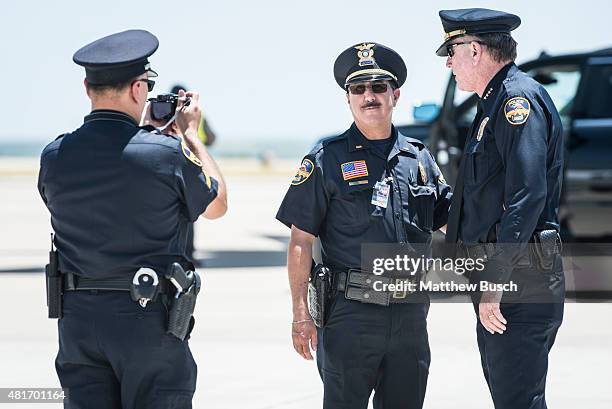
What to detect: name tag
<box><xmin>371</xmin><ymin>181</ymin><xmax>390</xmax><ymax>208</ymax></box>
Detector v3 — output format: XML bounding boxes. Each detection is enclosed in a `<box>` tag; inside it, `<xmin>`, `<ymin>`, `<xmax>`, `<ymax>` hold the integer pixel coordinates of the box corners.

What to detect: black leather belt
<box><xmin>335</xmin><ymin>270</ymin><xmax>421</xmax><ymax>306</ymax></box>
<box><xmin>63</xmin><ymin>272</ymin><xmax>171</xmax><ymax>294</ymax></box>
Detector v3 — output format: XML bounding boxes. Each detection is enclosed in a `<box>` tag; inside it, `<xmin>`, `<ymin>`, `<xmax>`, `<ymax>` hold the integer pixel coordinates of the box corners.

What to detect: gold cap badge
<box><xmin>355</xmin><ymin>43</ymin><xmax>376</xmax><ymax>67</ymax></box>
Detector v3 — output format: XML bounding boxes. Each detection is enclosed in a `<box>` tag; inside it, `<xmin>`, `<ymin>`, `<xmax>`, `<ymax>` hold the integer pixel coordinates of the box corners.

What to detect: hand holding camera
<box><xmin>143</xmin><ymin>89</ymin><xmax>201</xmax><ymax>139</ymax></box>
<box><xmin>174</xmin><ymin>89</ymin><xmax>202</xmax><ymax>141</ymax></box>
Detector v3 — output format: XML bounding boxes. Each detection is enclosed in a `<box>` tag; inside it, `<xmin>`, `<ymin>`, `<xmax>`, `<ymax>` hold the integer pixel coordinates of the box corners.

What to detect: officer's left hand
<box><xmin>479</xmin><ymin>288</ymin><xmax>507</xmax><ymax>335</ymax></box>
<box><xmin>291</xmin><ymin>320</ymin><xmax>317</xmax><ymax>360</ymax></box>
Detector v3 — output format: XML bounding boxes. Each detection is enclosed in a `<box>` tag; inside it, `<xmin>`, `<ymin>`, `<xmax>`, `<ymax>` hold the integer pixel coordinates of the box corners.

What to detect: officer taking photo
<box><xmin>38</xmin><ymin>29</ymin><xmax>227</xmax><ymax>408</ymax></box>
<box><xmin>277</xmin><ymin>43</ymin><xmax>452</xmax><ymax>409</ymax></box>
<box><xmin>438</xmin><ymin>8</ymin><xmax>565</xmax><ymax>409</ymax></box>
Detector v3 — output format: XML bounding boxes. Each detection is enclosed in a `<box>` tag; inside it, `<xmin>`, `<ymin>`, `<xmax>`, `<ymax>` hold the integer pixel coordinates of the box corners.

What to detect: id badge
<box><xmin>371</xmin><ymin>181</ymin><xmax>390</xmax><ymax>208</ymax></box>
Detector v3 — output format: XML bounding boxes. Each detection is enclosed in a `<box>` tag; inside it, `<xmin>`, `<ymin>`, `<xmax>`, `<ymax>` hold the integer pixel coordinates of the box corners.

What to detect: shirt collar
<box><xmin>348</xmin><ymin>123</ymin><xmax>374</xmax><ymax>152</ymax></box>
<box><xmin>84</xmin><ymin>109</ymin><xmax>139</xmax><ymax>127</ymax></box>
<box><xmin>479</xmin><ymin>62</ymin><xmax>516</xmax><ymax>112</ymax></box>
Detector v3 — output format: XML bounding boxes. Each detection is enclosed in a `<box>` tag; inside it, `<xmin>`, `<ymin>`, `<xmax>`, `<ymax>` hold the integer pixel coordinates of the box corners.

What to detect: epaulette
<box><xmin>320</xmin><ymin>130</ymin><xmax>349</xmax><ymax>148</ymax></box>
<box><xmin>399</xmin><ymin>132</ymin><xmax>425</xmax><ymax>149</ymax></box>
<box><xmin>307</xmin><ymin>130</ymin><xmax>349</xmax><ymax>156</ymax></box>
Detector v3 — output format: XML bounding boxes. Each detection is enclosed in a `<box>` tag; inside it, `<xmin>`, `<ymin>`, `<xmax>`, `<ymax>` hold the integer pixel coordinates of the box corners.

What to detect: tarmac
<box><xmin>0</xmin><ymin>158</ymin><xmax>610</xmax><ymax>408</ymax></box>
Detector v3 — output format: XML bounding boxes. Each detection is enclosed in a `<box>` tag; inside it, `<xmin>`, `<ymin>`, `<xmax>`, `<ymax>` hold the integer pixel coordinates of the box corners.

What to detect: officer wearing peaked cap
<box><xmin>38</xmin><ymin>29</ymin><xmax>227</xmax><ymax>408</ymax></box>
<box><xmin>437</xmin><ymin>9</ymin><xmax>565</xmax><ymax>409</ymax></box>
<box><xmin>277</xmin><ymin>42</ymin><xmax>451</xmax><ymax>409</ymax></box>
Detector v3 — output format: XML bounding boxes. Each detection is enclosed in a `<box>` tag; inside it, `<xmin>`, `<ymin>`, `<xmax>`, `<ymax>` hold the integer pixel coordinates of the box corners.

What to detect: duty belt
<box><xmin>458</xmin><ymin>234</ymin><xmax>560</xmax><ymax>270</ymax></box>
<box><xmin>459</xmin><ymin>242</ymin><xmax>537</xmax><ymax>268</ymax></box>
<box><xmin>459</xmin><ymin>243</ymin><xmax>495</xmax><ymax>261</ymax></box>
<box><xmin>335</xmin><ymin>270</ymin><xmax>421</xmax><ymax>306</ymax></box>
<box><xmin>62</xmin><ymin>272</ymin><xmax>171</xmax><ymax>294</ymax></box>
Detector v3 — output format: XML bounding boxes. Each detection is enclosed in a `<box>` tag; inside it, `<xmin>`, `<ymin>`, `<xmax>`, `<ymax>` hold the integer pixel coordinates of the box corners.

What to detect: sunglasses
<box><xmin>446</xmin><ymin>40</ymin><xmax>486</xmax><ymax>58</ymax></box>
<box><xmin>347</xmin><ymin>82</ymin><xmax>390</xmax><ymax>95</ymax></box>
<box><xmin>133</xmin><ymin>78</ymin><xmax>156</xmax><ymax>92</ymax></box>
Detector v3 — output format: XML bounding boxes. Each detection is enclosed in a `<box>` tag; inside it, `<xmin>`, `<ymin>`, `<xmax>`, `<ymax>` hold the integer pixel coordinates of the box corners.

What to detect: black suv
<box><xmin>401</xmin><ymin>47</ymin><xmax>612</xmax><ymax>243</ymax></box>
<box><xmin>397</xmin><ymin>47</ymin><xmax>612</xmax><ymax>294</ymax></box>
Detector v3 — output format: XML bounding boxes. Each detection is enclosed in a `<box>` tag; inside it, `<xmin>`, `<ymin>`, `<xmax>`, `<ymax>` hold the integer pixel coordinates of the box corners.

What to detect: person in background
<box><xmin>171</xmin><ymin>84</ymin><xmax>218</xmax><ymax>263</ymax></box>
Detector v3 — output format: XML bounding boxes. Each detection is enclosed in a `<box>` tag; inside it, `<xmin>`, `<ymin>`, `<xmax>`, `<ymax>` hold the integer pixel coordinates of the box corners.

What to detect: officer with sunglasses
<box><xmin>38</xmin><ymin>29</ymin><xmax>227</xmax><ymax>408</ymax></box>
<box><xmin>277</xmin><ymin>42</ymin><xmax>452</xmax><ymax>409</ymax></box>
<box><xmin>437</xmin><ymin>8</ymin><xmax>565</xmax><ymax>409</ymax></box>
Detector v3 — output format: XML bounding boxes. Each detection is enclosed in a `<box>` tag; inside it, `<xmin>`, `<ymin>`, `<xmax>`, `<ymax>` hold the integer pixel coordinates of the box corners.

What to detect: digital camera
<box><xmin>148</xmin><ymin>93</ymin><xmax>179</xmax><ymax>121</ymax></box>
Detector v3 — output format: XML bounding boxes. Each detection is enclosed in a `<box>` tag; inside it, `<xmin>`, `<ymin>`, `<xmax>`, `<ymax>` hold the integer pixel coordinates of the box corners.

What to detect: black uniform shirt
<box><xmin>454</xmin><ymin>64</ymin><xmax>564</xmax><ymax>282</ymax></box>
<box><xmin>38</xmin><ymin>110</ymin><xmax>218</xmax><ymax>278</ymax></box>
<box><xmin>276</xmin><ymin>124</ymin><xmax>452</xmax><ymax>270</ymax></box>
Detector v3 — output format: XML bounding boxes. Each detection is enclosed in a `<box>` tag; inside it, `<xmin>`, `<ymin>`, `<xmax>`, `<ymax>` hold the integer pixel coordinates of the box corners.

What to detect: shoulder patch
<box><xmin>292</xmin><ymin>158</ymin><xmax>315</xmax><ymax>185</ymax></box>
<box><xmin>504</xmin><ymin>97</ymin><xmax>530</xmax><ymax>125</ymax></box>
<box><xmin>181</xmin><ymin>142</ymin><xmax>202</xmax><ymax>167</ymax></box>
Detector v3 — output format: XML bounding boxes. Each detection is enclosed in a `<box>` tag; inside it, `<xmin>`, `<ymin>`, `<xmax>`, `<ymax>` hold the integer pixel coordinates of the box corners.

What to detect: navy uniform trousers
<box><xmin>56</xmin><ymin>291</ymin><xmax>197</xmax><ymax>409</ymax></box>
<box><xmin>473</xmin><ymin>259</ymin><xmax>565</xmax><ymax>409</ymax></box>
<box><xmin>316</xmin><ymin>293</ymin><xmax>430</xmax><ymax>409</ymax></box>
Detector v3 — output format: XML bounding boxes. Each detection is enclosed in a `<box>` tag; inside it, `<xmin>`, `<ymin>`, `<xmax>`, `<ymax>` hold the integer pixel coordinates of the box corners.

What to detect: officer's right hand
<box><xmin>291</xmin><ymin>319</ymin><xmax>317</xmax><ymax>360</ymax></box>
<box><xmin>175</xmin><ymin>89</ymin><xmax>202</xmax><ymax>138</ymax></box>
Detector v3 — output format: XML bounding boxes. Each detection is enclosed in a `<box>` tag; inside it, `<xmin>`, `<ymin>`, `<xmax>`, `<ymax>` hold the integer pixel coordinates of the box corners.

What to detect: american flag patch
<box><xmin>341</xmin><ymin>160</ymin><xmax>368</xmax><ymax>180</ymax></box>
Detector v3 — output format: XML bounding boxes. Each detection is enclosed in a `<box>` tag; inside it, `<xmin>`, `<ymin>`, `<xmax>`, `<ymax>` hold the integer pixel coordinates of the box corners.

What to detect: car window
<box><xmin>526</xmin><ymin>64</ymin><xmax>581</xmax><ymax>126</ymax></box>
<box><xmin>455</xmin><ymin>89</ymin><xmax>478</xmax><ymax>125</ymax></box>
<box><xmin>453</xmin><ymin>64</ymin><xmax>581</xmax><ymax>127</ymax></box>
<box><xmin>578</xmin><ymin>63</ymin><xmax>612</xmax><ymax>118</ymax></box>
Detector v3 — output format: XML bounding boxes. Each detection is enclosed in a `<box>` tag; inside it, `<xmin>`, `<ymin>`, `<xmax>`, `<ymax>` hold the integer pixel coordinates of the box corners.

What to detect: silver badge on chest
<box><xmin>476</xmin><ymin>116</ymin><xmax>490</xmax><ymax>141</ymax></box>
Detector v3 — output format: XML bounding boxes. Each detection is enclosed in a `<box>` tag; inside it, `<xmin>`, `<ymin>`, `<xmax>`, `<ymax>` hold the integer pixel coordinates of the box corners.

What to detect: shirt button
<box><xmin>364</xmin><ymin>292</ymin><xmax>370</xmax><ymax>299</ymax></box>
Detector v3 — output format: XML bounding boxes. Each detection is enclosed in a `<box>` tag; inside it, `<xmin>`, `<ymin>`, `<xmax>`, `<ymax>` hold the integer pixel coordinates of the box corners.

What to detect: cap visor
<box><xmin>346</xmin><ymin>74</ymin><xmax>395</xmax><ymax>86</ymax></box>
<box><xmin>147</xmin><ymin>68</ymin><xmax>158</xmax><ymax>78</ymax></box>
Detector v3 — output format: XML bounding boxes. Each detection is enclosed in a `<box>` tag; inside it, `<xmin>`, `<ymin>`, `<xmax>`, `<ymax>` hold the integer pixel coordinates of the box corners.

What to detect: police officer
<box><xmin>38</xmin><ymin>30</ymin><xmax>227</xmax><ymax>408</ymax></box>
<box><xmin>276</xmin><ymin>43</ymin><xmax>452</xmax><ymax>409</ymax></box>
<box><xmin>437</xmin><ymin>9</ymin><xmax>565</xmax><ymax>409</ymax></box>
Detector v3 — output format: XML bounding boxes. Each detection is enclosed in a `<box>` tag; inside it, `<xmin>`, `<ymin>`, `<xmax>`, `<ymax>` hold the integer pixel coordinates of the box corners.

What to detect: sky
<box><xmin>2</xmin><ymin>0</ymin><xmax>610</xmax><ymax>145</ymax></box>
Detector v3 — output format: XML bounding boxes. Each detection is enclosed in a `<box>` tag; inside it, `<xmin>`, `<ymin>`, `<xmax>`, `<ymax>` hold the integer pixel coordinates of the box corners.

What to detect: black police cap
<box><xmin>435</xmin><ymin>8</ymin><xmax>521</xmax><ymax>56</ymax></box>
<box><xmin>73</xmin><ymin>29</ymin><xmax>159</xmax><ymax>85</ymax></box>
<box><xmin>334</xmin><ymin>42</ymin><xmax>407</xmax><ymax>90</ymax></box>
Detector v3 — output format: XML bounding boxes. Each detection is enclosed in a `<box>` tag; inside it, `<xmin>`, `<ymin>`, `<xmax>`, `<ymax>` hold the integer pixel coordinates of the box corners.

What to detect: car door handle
<box><xmin>589</xmin><ymin>184</ymin><xmax>612</xmax><ymax>193</ymax></box>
